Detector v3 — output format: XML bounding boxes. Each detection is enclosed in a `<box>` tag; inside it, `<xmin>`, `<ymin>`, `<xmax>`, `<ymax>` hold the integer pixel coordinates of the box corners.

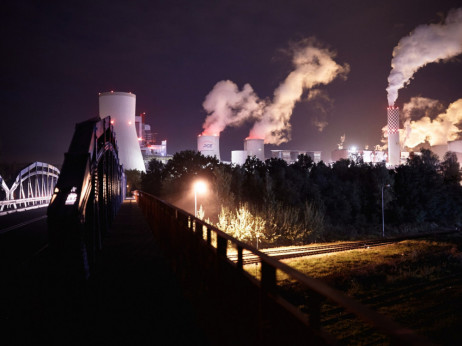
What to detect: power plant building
<box><xmin>231</xmin><ymin>150</ymin><xmax>248</xmax><ymax>165</ymax></box>
<box><xmin>197</xmin><ymin>134</ymin><xmax>221</xmax><ymax>160</ymax></box>
<box><xmin>271</xmin><ymin>150</ymin><xmax>321</xmax><ymax>164</ymax></box>
<box><xmin>99</xmin><ymin>91</ymin><xmax>146</xmax><ymax>172</ymax></box>
<box><xmin>244</xmin><ymin>138</ymin><xmax>265</xmax><ymax>161</ymax></box>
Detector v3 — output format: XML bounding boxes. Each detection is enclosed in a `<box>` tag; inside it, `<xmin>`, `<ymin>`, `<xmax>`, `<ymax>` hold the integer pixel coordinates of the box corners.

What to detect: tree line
<box><xmin>126</xmin><ymin>149</ymin><xmax>462</xmax><ymax>246</ymax></box>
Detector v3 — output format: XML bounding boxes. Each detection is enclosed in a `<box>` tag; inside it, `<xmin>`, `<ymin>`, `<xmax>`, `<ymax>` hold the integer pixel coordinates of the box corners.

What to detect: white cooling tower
<box><xmin>387</xmin><ymin>106</ymin><xmax>400</xmax><ymax>167</ymax></box>
<box><xmin>244</xmin><ymin>138</ymin><xmax>265</xmax><ymax>161</ymax></box>
<box><xmin>231</xmin><ymin>150</ymin><xmax>248</xmax><ymax>165</ymax></box>
<box><xmin>197</xmin><ymin>134</ymin><xmax>220</xmax><ymax>160</ymax></box>
<box><xmin>99</xmin><ymin>91</ymin><xmax>145</xmax><ymax>172</ymax></box>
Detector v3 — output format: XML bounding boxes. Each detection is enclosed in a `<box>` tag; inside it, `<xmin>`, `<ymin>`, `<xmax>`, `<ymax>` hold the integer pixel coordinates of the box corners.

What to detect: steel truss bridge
<box><xmin>48</xmin><ymin>116</ymin><xmax>125</xmax><ymax>279</ymax></box>
<box><xmin>0</xmin><ymin>162</ymin><xmax>60</xmax><ymax>215</ymax></box>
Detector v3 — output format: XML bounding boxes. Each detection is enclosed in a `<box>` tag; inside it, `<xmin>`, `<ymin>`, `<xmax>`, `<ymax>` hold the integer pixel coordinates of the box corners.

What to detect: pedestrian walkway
<box><xmin>4</xmin><ymin>199</ymin><xmax>209</xmax><ymax>345</ymax></box>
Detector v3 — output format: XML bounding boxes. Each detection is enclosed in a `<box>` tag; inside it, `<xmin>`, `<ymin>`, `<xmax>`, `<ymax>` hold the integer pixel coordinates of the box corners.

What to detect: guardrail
<box><xmin>0</xmin><ymin>196</ymin><xmax>51</xmax><ymax>215</ymax></box>
<box><xmin>136</xmin><ymin>191</ymin><xmax>432</xmax><ymax>345</ymax></box>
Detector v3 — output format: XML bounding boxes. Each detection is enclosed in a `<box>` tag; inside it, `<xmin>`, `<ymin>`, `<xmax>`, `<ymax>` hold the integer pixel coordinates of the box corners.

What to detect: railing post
<box><xmin>206</xmin><ymin>227</ymin><xmax>212</xmax><ymax>245</ymax></box>
<box><xmin>307</xmin><ymin>291</ymin><xmax>322</xmax><ymax>330</ymax></box>
<box><xmin>216</xmin><ymin>235</ymin><xmax>227</xmax><ymax>258</ymax></box>
<box><xmin>237</xmin><ymin>246</ymin><xmax>243</xmax><ymax>270</ymax></box>
<box><xmin>261</xmin><ymin>262</ymin><xmax>276</xmax><ymax>293</ymax></box>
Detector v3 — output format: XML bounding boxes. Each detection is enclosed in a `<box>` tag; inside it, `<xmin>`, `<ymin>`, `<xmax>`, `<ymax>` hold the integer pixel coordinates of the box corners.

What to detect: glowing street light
<box><xmin>193</xmin><ymin>180</ymin><xmax>207</xmax><ymax>217</ymax></box>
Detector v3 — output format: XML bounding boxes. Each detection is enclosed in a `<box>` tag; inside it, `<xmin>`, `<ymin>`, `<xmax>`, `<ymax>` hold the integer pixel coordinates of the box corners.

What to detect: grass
<box><xmin>244</xmin><ymin>233</ymin><xmax>462</xmax><ymax>345</ymax></box>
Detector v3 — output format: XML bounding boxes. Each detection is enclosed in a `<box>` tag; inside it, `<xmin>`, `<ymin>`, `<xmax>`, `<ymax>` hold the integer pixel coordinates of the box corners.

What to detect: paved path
<box><xmin>2</xmin><ymin>199</ymin><xmax>208</xmax><ymax>345</ymax></box>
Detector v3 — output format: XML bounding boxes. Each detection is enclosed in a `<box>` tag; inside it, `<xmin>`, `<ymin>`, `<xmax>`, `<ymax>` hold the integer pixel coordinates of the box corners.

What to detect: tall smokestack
<box><xmin>197</xmin><ymin>134</ymin><xmax>221</xmax><ymax>160</ymax></box>
<box><xmin>387</xmin><ymin>106</ymin><xmax>400</xmax><ymax>166</ymax></box>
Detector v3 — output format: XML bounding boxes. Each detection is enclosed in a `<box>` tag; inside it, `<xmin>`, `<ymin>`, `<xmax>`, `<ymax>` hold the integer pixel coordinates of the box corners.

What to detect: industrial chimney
<box><xmin>197</xmin><ymin>134</ymin><xmax>221</xmax><ymax>160</ymax></box>
<box><xmin>387</xmin><ymin>106</ymin><xmax>400</xmax><ymax>166</ymax></box>
<box><xmin>244</xmin><ymin>138</ymin><xmax>265</xmax><ymax>161</ymax></box>
<box><xmin>99</xmin><ymin>91</ymin><xmax>146</xmax><ymax>172</ymax></box>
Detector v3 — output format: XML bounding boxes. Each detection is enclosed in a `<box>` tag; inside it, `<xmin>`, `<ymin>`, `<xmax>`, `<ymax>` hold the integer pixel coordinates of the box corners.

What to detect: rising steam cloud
<box><xmin>387</xmin><ymin>8</ymin><xmax>462</xmax><ymax>106</ymax></box>
<box><xmin>202</xmin><ymin>38</ymin><xmax>349</xmax><ymax>144</ymax></box>
<box><xmin>201</xmin><ymin>81</ymin><xmax>265</xmax><ymax>136</ymax></box>
<box><xmin>381</xmin><ymin>97</ymin><xmax>462</xmax><ymax>149</ymax></box>
<box><xmin>402</xmin><ymin>97</ymin><xmax>462</xmax><ymax>148</ymax></box>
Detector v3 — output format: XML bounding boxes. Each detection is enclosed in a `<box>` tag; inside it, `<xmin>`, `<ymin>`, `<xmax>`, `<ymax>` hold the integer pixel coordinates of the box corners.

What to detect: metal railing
<box><xmin>136</xmin><ymin>190</ymin><xmax>432</xmax><ymax>345</ymax></box>
<box><xmin>48</xmin><ymin>116</ymin><xmax>124</xmax><ymax>280</ymax></box>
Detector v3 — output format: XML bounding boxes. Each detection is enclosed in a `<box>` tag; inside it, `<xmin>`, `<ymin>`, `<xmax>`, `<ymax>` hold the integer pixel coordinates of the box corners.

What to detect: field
<box><xmin>246</xmin><ymin>233</ymin><xmax>462</xmax><ymax>345</ymax></box>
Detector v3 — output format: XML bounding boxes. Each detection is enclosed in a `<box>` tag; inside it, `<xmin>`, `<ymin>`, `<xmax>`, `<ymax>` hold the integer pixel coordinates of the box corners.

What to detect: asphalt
<box><xmin>2</xmin><ymin>199</ymin><xmax>209</xmax><ymax>346</ymax></box>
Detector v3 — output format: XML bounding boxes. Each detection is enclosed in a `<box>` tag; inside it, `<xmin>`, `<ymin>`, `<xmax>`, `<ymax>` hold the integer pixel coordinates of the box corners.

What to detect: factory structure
<box><xmin>98</xmin><ymin>91</ymin><xmax>170</xmax><ymax>172</ymax></box>
<box><xmin>100</xmin><ymin>92</ymin><xmax>462</xmax><ymax>169</ymax></box>
<box><xmin>329</xmin><ymin>106</ymin><xmax>462</xmax><ymax>166</ymax></box>
<box><xmin>135</xmin><ymin>111</ymin><xmax>171</xmax><ymax>165</ymax></box>
<box><xmin>197</xmin><ymin>134</ymin><xmax>322</xmax><ymax>165</ymax></box>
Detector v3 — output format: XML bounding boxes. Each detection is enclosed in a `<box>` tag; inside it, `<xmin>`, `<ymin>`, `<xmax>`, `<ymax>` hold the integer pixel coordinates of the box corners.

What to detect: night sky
<box><xmin>2</xmin><ymin>0</ymin><xmax>461</xmax><ymax>165</ymax></box>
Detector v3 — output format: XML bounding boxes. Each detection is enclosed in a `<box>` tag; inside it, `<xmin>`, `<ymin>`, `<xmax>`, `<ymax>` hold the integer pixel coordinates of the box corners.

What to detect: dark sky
<box><xmin>1</xmin><ymin>0</ymin><xmax>461</xmax><ymax>165</ymax></box>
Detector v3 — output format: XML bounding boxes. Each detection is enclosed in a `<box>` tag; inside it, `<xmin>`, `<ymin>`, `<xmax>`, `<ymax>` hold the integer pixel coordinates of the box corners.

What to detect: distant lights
<box><xmin>128</xmin><ymin>121</ymin><xmax>132</xmax><ymax>125</ymax></box>
<box><xmin>110</xmin><ymin>120</ymin><xmax>114</xmax><ymax>125</ymax></box>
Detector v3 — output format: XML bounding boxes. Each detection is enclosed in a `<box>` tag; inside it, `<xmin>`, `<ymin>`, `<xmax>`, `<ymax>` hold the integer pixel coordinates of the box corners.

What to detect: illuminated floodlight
<box><xmin>65</xmin><ymin>187</ymin><xmax>78</xmax><ymax>205</ymax></box>
<box><xmin>194</xmin><ymin>181</ymin><xmax>207</xmax><ymax>195</ymax></box>
<box><xmin>193</xmin><ymin>180</ymin><xmax>207</xmax><ymax>217</ymax></box>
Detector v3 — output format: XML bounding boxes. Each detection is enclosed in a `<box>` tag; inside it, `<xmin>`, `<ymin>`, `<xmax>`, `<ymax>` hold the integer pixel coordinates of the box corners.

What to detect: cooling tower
<box><xmin>244</xmin><ymin>138</ymin><xmax>265</xmax><ymax>161</ymax></box>
<box><xmin>231</xmin><ymin>150</ymin><xmax>248</xmax><ymax>165</ymax></box>
<box><xmin>197</xmin><ymin>134</ymin><xmax>220</xmax><ymax>160</ymax></box>
<box><xmin>387</xmin><ymin>106</ymin><xmax>400</xmax><ymax>166</ymax></box>
<box><xmin>99</xmin><ymin>91</ymin><xmax>146</xmax><ymax>172</ymax></box>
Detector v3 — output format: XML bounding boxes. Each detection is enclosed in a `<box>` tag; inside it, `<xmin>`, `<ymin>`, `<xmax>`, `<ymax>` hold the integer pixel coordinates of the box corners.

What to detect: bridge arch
<box><xmin>0</xmin><ymin>162</ymin><xmax>60</xmax><ymax>214</ymax></box>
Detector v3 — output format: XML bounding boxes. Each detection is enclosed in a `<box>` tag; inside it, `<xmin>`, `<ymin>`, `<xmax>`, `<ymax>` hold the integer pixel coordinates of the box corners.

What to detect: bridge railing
<box><xmin>136</xmin><ymin>190</ymin><xmax>432</xmax><ymax>345</ymax></box>
<box><xmin>47</xmin><ymin>116</ymin><xmax>124</xmax><ymax>280</ymax></box>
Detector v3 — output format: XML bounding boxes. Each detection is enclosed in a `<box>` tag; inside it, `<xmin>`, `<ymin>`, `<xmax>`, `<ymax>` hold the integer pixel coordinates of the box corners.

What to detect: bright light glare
<box><xmin>194</xmin><ymin>181</ymin><xmax>207</xmax><ymax>194</ymax></box>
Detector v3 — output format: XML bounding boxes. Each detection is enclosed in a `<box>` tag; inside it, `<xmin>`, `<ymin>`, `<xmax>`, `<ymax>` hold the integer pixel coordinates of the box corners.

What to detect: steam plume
<box><xmin>201</xmin><ymin>80</ymin><xmax>264</xmax><ymax>135</ymax></box>
<box><xmin>381</xmin><ymin>97</ymin><xmax>462</xmax><ymax>149</ymax></box>
<box><xmin>387</xmin><ymin>8</ymin><xmax>462</xmax><ymax>106</ymax></box>
<box><xmin>250</xmin><ymin>41</ymin><xmax>349</xmax><ymax>144</ymax></box>
<box><xmin>403</xmin><ymin>97</ymin><xmax>462</xmax><ymax>148</ymax></box>
<box><xmin>201</xmin><ymin>39</ymin><xmax>349</xmax><ymax>143</ymax></box>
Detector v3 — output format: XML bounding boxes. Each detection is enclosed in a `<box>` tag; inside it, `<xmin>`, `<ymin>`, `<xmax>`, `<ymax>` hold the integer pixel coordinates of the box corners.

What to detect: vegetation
<box><xmin>272</xmin><ymin>234</ymin><xmax>462</xmax><ymax>344</ymax></box>
<box><xmin>137</xmin><ymin>149</ymin><xmax>462</xmax><ymax>245</ymax></box>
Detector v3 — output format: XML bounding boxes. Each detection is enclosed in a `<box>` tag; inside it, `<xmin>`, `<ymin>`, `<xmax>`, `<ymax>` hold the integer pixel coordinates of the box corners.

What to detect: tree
<box><xmin>125</xmin><ymin>169</ymin><xmax>142</xmax><ymax>195</ymax></box>
<box><xmin>440</xmin><ymin>151</ymin><xmax>461</xmax><ymax>185</ymax></box>
<box><xmin>141</xmin><ymin>159</ymin><xmax>164</xmax><ymax>196</ymax></box>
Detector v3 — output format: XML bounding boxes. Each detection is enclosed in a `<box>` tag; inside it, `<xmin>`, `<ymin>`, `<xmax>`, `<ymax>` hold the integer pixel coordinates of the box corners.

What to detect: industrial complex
<box><xmin>99</xmin><ymin>91</ymin><xmax>462</xmax><ymax>169</ymax></box>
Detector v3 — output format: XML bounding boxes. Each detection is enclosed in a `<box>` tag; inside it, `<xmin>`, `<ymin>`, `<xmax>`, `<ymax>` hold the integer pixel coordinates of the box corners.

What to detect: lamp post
<box><xmin>382</xmin><ymin>184</ymin><xmax>390</xmax><ymax>238</ymax></box>
<box><xmin>193</xmin><ymin>180</ymin><xmax>207</xmax><ymax>217</ymax></box>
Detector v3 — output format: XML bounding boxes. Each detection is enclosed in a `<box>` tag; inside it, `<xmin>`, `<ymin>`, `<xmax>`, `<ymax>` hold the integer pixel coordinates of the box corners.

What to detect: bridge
<box><xmin>1</xmin><ymin>116</ymin><xmax>432</xmax><ymax>345</ymax></box>
<box><xmin>0</xmin><ymin>161</ymin><xmax>60</xmax><ymax>216</ymax></box>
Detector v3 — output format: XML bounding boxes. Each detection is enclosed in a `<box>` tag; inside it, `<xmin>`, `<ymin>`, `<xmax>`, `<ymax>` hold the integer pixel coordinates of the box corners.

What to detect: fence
<box><xmin>136</xmin><ymin>191</ymin><xmax>432</xmax><ymax>345</ymax></box>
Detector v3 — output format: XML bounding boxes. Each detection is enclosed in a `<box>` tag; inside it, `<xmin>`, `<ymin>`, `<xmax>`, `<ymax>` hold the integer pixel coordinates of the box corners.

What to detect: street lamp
<box><xmin>382</xmin><ymin>184</ymin><xmax>390</xmax><ymax>238</ymax></box>
<box><xmin>193</xmin><ymin>180</ymin><xmax>207</xmax><ymax>217</ymax></box>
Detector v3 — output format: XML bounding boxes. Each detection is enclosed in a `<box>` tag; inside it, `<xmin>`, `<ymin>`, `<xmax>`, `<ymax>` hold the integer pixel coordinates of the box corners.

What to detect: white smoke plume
<box><xmin>387</xmin><ymin>8</ymin><xmax>462</xmax><ymax>106</ymax></box>
<box><xmin>307</xmin><ymin>89</ymin><xmax>333</xmax><ymax>132</ymax></box>
<box><xmin>403</xmin><ymin>97</ymin><xmax>462</xmax><ymax>148</ymax></box>
<box><xmin>381</xmin><ymin>97</ymin><xmax>462</xmax><ymax>149</ymax></box>
<box><xmin>201</xmin><ymin>80</ymin><xmax>265</xmax><ymax>135</ymax></box>
<box><xmin>201</xmin><ymin>38</ymin><xmax>349</xmax><ymax>143</ymax></box>
<box><xmin>250</xmin><ymin>40</ymin><xmax>349</xmax><ymax>143</ymax></box>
